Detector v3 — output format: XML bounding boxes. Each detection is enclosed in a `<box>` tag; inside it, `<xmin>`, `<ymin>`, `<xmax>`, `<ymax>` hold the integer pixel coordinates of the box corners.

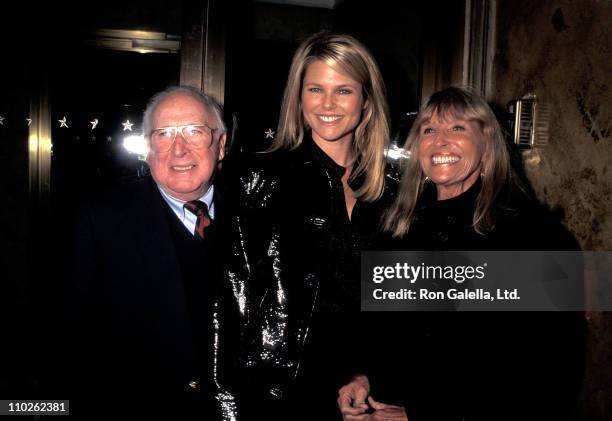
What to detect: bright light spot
<box><xmin>385</xmin><ymin>144</ymin><xmax>411</xmax><ymax>161</ymax></box>
<box><xmin>123</xmin><ymin>134</ymin><xmax>149</xmax><ymax>157</ymax></box>
<box><xmin>28</xmin><ymin>133</ymin><xmax>52</xmax><ymax>155</ymax></box>
<box><xmin>28</xmin><ymin>134</ymin><xmax>38</xmax><ymax>154</ymax></box>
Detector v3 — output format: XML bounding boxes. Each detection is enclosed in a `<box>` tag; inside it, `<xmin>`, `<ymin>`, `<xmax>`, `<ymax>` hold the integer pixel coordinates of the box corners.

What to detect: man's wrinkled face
<box><xmin>147</xmin><ymin>93</ymin><xmax>226</xmax><ymax>201</ymax></box>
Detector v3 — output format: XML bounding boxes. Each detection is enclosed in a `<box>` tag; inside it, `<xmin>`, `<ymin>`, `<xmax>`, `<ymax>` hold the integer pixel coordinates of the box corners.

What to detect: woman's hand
<box><xmin>337</xmin><ymin>376</ymin><xmax>408</xmax><ymax>420</ymax></box>
<box><xmin>368</xmin><ymin>397</ymin><xmax>408</xmax><ymax>421</ymax></box>
<box><xmin>338</xmin><ymin>375</ymin><xmax>370</xmax><ymax>419</ymax></box>
<box><xmin>338</xmin><ymin>376</ymin><xmax>408</xmax><ymax>421</ymax></box>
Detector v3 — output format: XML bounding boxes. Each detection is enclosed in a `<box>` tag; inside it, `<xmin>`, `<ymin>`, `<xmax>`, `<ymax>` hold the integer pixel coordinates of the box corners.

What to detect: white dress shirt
<box><xmin>158</xmin><ymin>185</ymin><xmax>215</xmax><ymax>236</ymax></box>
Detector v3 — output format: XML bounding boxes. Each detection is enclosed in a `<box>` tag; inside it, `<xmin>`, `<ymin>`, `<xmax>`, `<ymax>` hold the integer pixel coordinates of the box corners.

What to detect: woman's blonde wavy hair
<box><xmin>384</xmin><ymin>86</ymin><xmax>518</xmax><ymax>237</ymax></box>
<box><xmin>272</xmin><ymin>31</ymin><xmax>390</xmax><ymax>202</ymax></box>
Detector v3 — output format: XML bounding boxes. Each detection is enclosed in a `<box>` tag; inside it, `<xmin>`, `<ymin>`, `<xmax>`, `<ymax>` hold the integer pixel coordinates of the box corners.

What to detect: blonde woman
<box><xmin>338</xmin><ymin>87</ymin><xmax>585</xmax><ymax>421</ymax></box>
<box><xmin>227</xmin><ymin>31</ymin><xmax>398</xmax><ymax>419</ymax></box>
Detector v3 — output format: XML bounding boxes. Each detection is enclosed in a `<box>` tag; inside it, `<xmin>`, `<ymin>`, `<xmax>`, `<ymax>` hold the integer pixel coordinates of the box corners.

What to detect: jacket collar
<box><xmin>300</xmin><ymin>132</ymin><xmax>366</xmax><ymax>190</ymax></box>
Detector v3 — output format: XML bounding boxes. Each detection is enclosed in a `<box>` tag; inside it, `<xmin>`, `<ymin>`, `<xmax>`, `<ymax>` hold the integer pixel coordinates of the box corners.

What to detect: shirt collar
<box><xmin>303</xmin><ymin>134</ymin><xmax>346</xmax><ymax>177</ymax></box>
<box><xmin>158</xmin><ymin>185</ymin><xmax>215</xmax><ymax>220</ymax></box>
<box><xmin>302</xmin><ymin>132</ymin><xmax>366</xmax><ymax>190</ymax></box>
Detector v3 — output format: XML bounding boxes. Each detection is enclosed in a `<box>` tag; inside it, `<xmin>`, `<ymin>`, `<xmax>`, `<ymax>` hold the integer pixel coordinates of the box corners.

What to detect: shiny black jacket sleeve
<box><xmin>222</xmin><ymin>153</ymin><xmax>297</xmax><ymax>411</ymax></box>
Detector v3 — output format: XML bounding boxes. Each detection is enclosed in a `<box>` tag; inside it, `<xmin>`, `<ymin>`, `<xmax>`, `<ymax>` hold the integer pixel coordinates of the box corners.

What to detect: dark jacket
<box><xmin>223</xmin><ymin>137</ymin><xmax>399</xmax><ymax>415</ymax></box>
<box><xmin>57</xmin><ymin>176</ymin><xmax>239</xmax><ymax>420</ymax></box>
<box><xmin>374</xmin><ymin>179</ymin><xmax>586</xmax><ymax>421</ymax></box>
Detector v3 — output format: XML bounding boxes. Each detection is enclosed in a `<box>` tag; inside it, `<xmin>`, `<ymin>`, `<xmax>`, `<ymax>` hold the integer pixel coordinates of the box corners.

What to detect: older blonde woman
<box><xmin>338</xmin><ymin>87</ymin><xmax>585</xmax><ymax>421</ymax></box>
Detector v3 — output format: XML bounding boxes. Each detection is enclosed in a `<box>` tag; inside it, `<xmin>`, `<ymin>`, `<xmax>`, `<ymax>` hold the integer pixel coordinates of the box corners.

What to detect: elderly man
<box><xmin>62</xmin><ymin>86</ymin><xmax>237</xmax><ymax>419</ymax></box>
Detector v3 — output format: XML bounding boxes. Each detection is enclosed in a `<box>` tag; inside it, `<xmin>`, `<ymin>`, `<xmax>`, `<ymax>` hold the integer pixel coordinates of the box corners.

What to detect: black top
<box><xmin>370</xmin><ymin>179</ymin><xmax>586</xmax><ymax>421</ymax></box>
<box><xmin>302</xmin><ymin>136</ymin><xmax>392</xmax><ymax>312</ymax></box>
<box><xmin>383</xmin><ymin>177</ymin><xmax>581</xmax><ymax>251</ymax></box>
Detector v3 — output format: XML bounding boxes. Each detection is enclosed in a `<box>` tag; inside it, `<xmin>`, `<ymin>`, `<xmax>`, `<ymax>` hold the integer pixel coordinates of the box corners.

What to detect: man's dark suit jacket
<box><xmin>58</xmin><ymin>175</ymin><xmax>237</xmax><ymax>419</ymax></box>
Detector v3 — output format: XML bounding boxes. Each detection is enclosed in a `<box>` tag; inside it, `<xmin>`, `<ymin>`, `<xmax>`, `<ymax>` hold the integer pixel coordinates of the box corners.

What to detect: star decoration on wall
<box><xmin>0</xmin><ymin>115</ymin><xmax>5</xmax><ymax>125</ymax></box>
<box><xmin>59</xmin><ymin>116</ymin><xmax>69</xmax><ymax>128</ymax></box>
<box><xmin>264</xmin><ymin>128</ymin><xmax>275</xmax><ymax>139</ymax></box>
<box><xmin>122</xmin><ymin>120</ymin><xmax>134</xmax><ymax>131</ymax></box>
<box><xmin>26</xmin><ymin>118</ymin><xmax>32</xmax><ymax>127</ymax></box>
<box><xmin>90</xmin><ymin>118</ymin><xmax>99</xmax><ymax>130</ymax></box>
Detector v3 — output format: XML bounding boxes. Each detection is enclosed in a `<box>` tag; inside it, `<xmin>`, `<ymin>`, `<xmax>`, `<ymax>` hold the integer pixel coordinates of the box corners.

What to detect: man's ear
<box><xmin>145</xmin><ymin>139</ymin><xmax>153</xmax><ymax>164</ymax></box>
<box><xmin>217</xmin><ymin>133</ymin><xmax>227</xmax><ymax>162</ymax></box>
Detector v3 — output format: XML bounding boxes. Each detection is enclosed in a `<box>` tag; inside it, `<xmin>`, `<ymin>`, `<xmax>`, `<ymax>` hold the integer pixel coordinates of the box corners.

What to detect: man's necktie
<box><xmin>184</xmin><ymin>200</ymin><xmax>212</xmax><ymax>241</ymax></box>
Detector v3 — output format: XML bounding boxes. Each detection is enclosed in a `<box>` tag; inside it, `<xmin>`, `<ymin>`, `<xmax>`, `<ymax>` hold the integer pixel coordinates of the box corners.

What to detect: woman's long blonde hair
<box><xmin>272</xmin><ymin>31</ymin><xmax>390</xmax><ymax>202</ymax></box>
<box><xmin>384</xmin><ymin>86</ymin><xmax>518</xmax><ymax>237</ymax></box>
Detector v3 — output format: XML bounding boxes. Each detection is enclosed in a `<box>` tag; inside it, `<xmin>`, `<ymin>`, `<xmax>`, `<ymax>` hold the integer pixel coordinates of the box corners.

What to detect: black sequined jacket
<box><xmin>222</xmin><ymin>136</ymin><xmax>399</xmax><ymax>408</ymax></box>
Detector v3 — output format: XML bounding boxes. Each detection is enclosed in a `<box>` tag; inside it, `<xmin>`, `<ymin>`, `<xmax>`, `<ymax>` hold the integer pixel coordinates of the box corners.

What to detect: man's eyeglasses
<box><xmin>149</xmin><ymin>124</ymin><xmax>218</xmax><ymax>153</ymax></box>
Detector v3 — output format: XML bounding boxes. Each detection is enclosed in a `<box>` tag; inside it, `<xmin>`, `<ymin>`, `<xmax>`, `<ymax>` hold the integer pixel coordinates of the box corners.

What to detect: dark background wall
<box><xmin>225</xmin><ymin>0</ymin><xmax>422</xmax><ymax>152</ymax></box>
<box><xmin>491</xmin><ymin>1</ymin><xmax>612</xmax><ymax>418</ymax></box>
<box><xmin>0</xmin><ymin>50</ymin><xmax>30</xmax><ymax>396</ymax></box>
